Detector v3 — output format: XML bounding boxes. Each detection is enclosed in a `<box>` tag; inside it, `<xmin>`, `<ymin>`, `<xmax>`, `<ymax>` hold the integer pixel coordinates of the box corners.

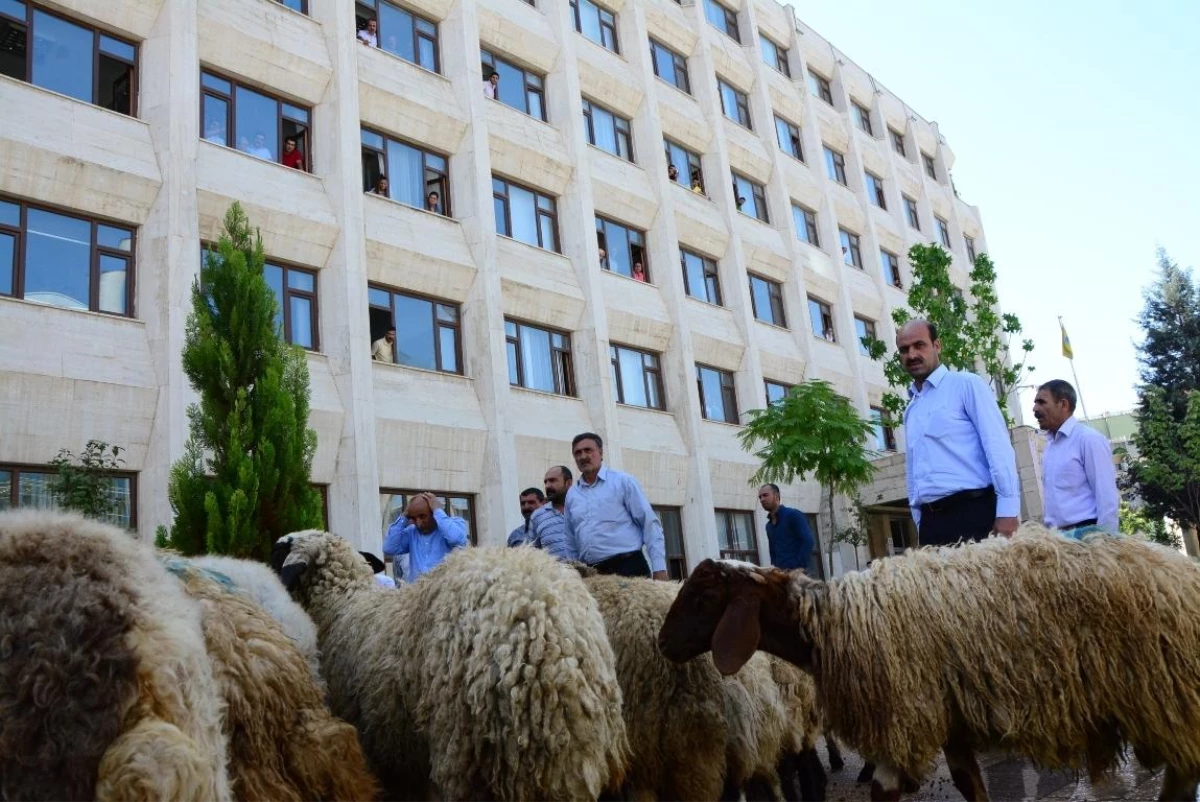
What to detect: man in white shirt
<box><xmin>372</xmin><ymin>328</ymin><xmax>395</xmax><ymax>363</ymax></box>
<box><xmin>483</xmin><ymin>72</ymin><xmax>499</xmax><ymax>99</ymax></box>
<box><xmin>357</xmin><ymin>18</ymin><xmax>378</xmax><ymax>47</ymax></box>
<box><xmin>1033</xmin><ymin>379</ymin><xmax>1119</xmax><ymax>536</ymax></box>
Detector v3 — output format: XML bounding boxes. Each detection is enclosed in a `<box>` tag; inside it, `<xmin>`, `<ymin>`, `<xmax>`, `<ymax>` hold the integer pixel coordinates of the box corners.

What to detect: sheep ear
<box><xmin>711</xmin><ymin>594</ymin><xmax>761</xmax><ymax>676</ymax></box>
<box><xmin>279</xmin><ymin>560</ymin><xmax>308</xmax><ymax>591</ymax></box>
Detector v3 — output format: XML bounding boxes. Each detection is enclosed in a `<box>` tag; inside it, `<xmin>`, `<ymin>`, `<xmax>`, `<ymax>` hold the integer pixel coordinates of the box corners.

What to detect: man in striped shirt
<box><xmin>529</xmin><ymin>466</ymin><xmax>576</xmax><ymax>562</ymax></box>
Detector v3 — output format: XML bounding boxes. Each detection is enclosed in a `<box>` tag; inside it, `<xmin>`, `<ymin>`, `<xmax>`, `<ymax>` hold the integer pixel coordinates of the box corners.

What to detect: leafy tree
<box><xmin>1118</xmin><ymin>501</ymin><xmax>1180</xmax><ymax>550</ymax></box>
<box><xmin>1127</xmin><ymin>386</ymin><xmax>1200</xmax><ymax>540</ymax></box>
<box><xmin>160</xmin><ymin>203</ymin><xmax>323</xmax><ymax>560</ymax></box>
<box><xmin>831</xmin><ymin>496</ymin><xmax>871</xmax><ymax>572</ymax></box>
<box><xmin>864</xmin><ymin>244</ymin><xmax>1034</xmax><ymax>424</ymax></box>
<box><xmin>740</xmin><ymin>380</ymin><xmax>877</xmax><ymax>578</ymax></box>
<box><xmin>1135</xmin><ymin>249</ymin><xmax>1200</xmax><ymax>409</ymax></box>
<box><xmin>48</xmin><ymin>440</ymin><xmax>128</xmax><ymax>526</ymax></box>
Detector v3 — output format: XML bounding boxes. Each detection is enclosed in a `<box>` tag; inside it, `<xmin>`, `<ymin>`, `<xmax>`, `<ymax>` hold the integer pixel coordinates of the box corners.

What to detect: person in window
<box><xmin>690</xmin><ymin>171</ymin><xmax>704</xmax><ymax>193</ymax></box>
<box><xmin>736</xmin><ymin>196</ymin><xmax>746</xmax><ymax>210</ymax></box>
<box><xmin>383</xmin><ymin>492</ymin><xmax>468</xmax><ymax>583</ymax></box>
<box><xmin>281</xmin><ymin>137</ymin><xmax>305</xmax><ymax>170</ymax></box>
<box><xmin>203</xmin><ymin>119</ymin><xmax>225</xmax><ymax>146</ymax></box>
<box><xmin>249</xmin><ymin>132</ymin><xmax>274</xmax><ymax>161</ymax></box>
<box><xmin>483</xmin><ymin>71</ymin><xmax>499</xmax><ymax>99</ymax></box>
<box><xmin>358</xmin><ymin>18</ymin><xmax>378</xmax><ymax>47</ymax></box>
<box><xmin>667</xmin><ymin>164</ymin><xmax>678</xmax><ymax>182</ymax></box>
<box><xmin>632</xmin><ymin>262</ymin><xmax>647</xmax><ymax>283</ymax></box>
<box><xmin>371</xmin><ymin>176</ymin><xmax>389</xmax><ymax>195</ymax></box>
<box><xmin>597</xmin><ymin>247</ymin><xmax>608</xmax><ymax>270</ymax></box>
<box><xmin>426</xmin><ymin>191</ymin><xmax>441</xmax><ymax>214</ymax></box>
<box><xmin>372</xmin><ymin>327</ymin><xmax>395</xmax><ymax>362</ymax></box>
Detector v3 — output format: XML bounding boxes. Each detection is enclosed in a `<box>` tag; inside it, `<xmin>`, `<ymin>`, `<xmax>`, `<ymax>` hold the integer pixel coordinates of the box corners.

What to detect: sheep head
<box><xmin>272</xmin><ymin>530</ymin><xmax>374</xmax><ymax>602</ymax></box>
<box><xmin>658</xmin><ymin>559</ymin><xmax>818</xmax><ymax>677</ymax></box>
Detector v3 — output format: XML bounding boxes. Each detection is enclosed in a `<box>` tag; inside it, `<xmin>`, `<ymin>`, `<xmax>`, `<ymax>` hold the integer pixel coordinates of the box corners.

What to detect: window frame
<box><xmin>807</xmin><ymin>296</ymin><xmax>836</xmax><ymax>342</ymax></box>
<box><xmin>1</xmin><ymin>195</ymin><xmax>136</xmax><ymax>317</ymax></box>
<box><xmin>839</xmin><ymin>228</ymin><xmax>862</xmax><ymax>269</ymax></box>
<box><xmin>880</xmin><ymin>248</ymin><xmax>902</xmax><ymax>289</ymax></box>
<box><xmin>764</xmin><ymin>379</ymin><xmax>792</xmax><ymax>406</ymax></box>
<box><xmin>277</xmin><ymin>0</ymin><xmax>309</xmax><ymax>13</ymax></box>
<box><xmin>854</xmin><ymin>315</ymin><xmax>876</xmax><ymax>357</ymax></box>
<box><xmin>889</xmin><ymin>127</ymin><xmax>906</xmax><ymax>157</ymax></box>
<box><xmin>0</xmin><ymin>462</ymin><xmax>137</xmax><ymax>530</ymax></box>
<box><xmin>748</xmin><ymin>273</ymin><xmax>787</xmax><ymax>328</ymax></box>
<box><xmin>379</xmin><ymin>489</ymin><xmax>478</xmax><ymax>549</ymax></box>
<box><xmin>664</xmin><ymin>138</ymin><xmax>704</xmax><ymax>193</ymax></box>
<box><xmin>492</xmin><ymin>175</ymin><xmax>560</xmax><ymax>253</ymax></box>
<box><xmin>731</xmin><ymin>171</ymin><xmax>769</xmax><ymax>223</ymax></box>
<box><xmin>791</xmin><ymin>203</ymin><xmax>820</xmax><ymax>247</ymax></box>
<box><xmin>367</xmin><ymin>283</ymin><xmax>463</xmax><ymax>374</ymax></box>
<box><xmin>505</xmin><ymin>318</ymin><xmax>575</xmax><ymax>396</ymax></box>
<box><xmin>853</xmin><ymin>102</ymin><xmax>874</xmax><ymax>136</ymax></box>
<box><xmin>0</xmin><ymin>2</ymin><xmax>140</xmax><ymax>116</ymax></box>
<box><xmin>922</xmin><ymin>152</ymin><xmax>937</xmax><ymax>180</ymax></box>
<box><xmin>595</xmin><ymin>215</ymin><xmax>649</xmax><ymax>281</ymax></box>
<box><xmin>354</xmin><ymin>0</ymin><xmax>440</xmax><ymax>73</ymax></box>
<box><xmin>696</xmin><ymin>363</ymin><xmax>738</xmax><ymax>424</ymax></box>
<box><xmin>610</xmin><ymin>343</ymin><xmax>666</xmax><ymax>410</ymax></box>
<box><xmin>680</xmin><ymin>248</ymin><xmax>722</xmax><ymax>306</ymax></box>
<box><xmin>717</xmin><ymin>78</ymin><xmax>752</xmax><ymax>129</ymax></box>
<box><xmin>715</xmin><ymin>508</ymin><xmax>759</xmax><ymax>563</ymax></box>
<box><xmin>965</xmin><ymin>235</ymin><xmax>977</xmax><ymax>263</ymax></box>
<box><xmin>703</xmin><ymin>0</ymin><xmax>740</xmax><ymax>42</ymax></box>
<box><xmin>360</xmin><ymin>126</ymin><xmax>451</xmax><ymax>215</ymax></box>
<box><xmin>870</xmin><ymin>407</ymin><xmax>897</xmax><ymax>452</ymax></box>
<box><xmin>823</xmin><ymin>145</ymin><xmax>847</xmax><ymax>185</ymax></box>
<box><xmin>650</xmin><ymin>38</ymin><xmax>691</xmax><ymax>94</ymax></box>
<box><xmin>655</xmin><ymin>506</ymin><xmax>688</xmax><ymax>580</ymax></box>
<box><xmin>807</xmin><ymin>70</ymin><xmax>833</xmax><ymax>105</ymax></box>
<box><xmin>200</xmin><ymin>68</ymin><xmax>312</xmax><ymax>171</ymax></box>
<box><xmin>903</xmin><ymin>195</ymin><xmax>920</xmax><ymax>230</ymax></box>
<box><xmin>570</xmin><ymin>0</ymin><xmax>619</xmax><ymax>53</ymax></box>
<box><xmin>936</xmin><ymin>216</ymin><xmax>953</xmax><ymax>249</ymax></box>
<box><xmin>759</xmin><ymin>33</ymin><xmax>790</xmax><ymax>76</ymax></box>
<box><xmin>481</xmin><ymin>49</ymin><xmax>547</xmax><ymax>121</ymax></box>
<box><xmin>774</xmin><ymin>116</ymin><xmax>803</xmax><ymax>161</ymax></box>
<box><xmin>583</xmin><ymin>98</ymin><xmax>634</xmax><ymax>162</ymax></box>
<box><xmin>865</xmin><ymin>171</ymin><xmax>887</xmax><ymax>209</ymax></box>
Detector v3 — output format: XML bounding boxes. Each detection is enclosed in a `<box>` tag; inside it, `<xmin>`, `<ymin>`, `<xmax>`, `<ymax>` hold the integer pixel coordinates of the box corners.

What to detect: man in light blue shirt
<box><xmin>564</xmin><ymin>432</ymin><xmax>668</xmax><ymax>579</ymax></box>
<box><xmin>899</xmin><ymin>320</ymin><xmax>1021</xmax><ymax>546</ymax></box>
<box><xmin>529</xmin><ymin>466</ymin><xmax>576</xmax><ymax>561</ymax></box>
<box><xmin>383</xmin><ymin>492</ymin><xmax>468</xmax><ymax>582</ymax></box>
<box><xmin>1033</xmin><ymin>380</ymin><xmax>1120</xmax><ymax>537</ymax></box>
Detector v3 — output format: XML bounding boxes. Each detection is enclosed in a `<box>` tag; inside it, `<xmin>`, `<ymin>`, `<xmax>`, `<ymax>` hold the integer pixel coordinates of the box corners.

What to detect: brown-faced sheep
<box><xmin>0</xmin><ymin>509</ymin><xmax>232</xmax><ymax>801</ymax></box>
<box><xmin>658</xmin><ymin>528</ymin><xmax>1200</xmax><ymax>802</ymax></box>
<box><xmin>164</xmin><ymin>559</ymin><xmax>378</xmax><ymax>802</ymax></box>
<box><xmin>273</xmin><ymin>530</ymin><xmax>629</xmax><ymax>801</ymax></box>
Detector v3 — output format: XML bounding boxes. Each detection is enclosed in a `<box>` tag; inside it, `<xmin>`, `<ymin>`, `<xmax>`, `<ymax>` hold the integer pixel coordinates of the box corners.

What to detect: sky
<box><xmin>784</xmin><ymin>0</ymin><xmax>1200</xmax><ymax>420</ymax></box>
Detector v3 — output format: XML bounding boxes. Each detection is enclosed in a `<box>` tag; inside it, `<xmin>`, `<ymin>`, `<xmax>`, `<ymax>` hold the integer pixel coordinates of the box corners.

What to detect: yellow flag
<box><xmin>1060</xmin><ymin>319</ymin><xmax>1073</xmax><ymax>360</ymax></box>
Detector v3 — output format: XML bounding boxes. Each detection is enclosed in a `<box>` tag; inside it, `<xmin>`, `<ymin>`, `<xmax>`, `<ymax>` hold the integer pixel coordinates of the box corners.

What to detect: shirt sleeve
<box><xmin>904</xmin><ymin>404</ymin><xmax>922</xmax><ymax>528</ymax></box>
<box><xmin>792</xmin><ymin>511</ymin><xmax>815</xmax><ymax>562</ymax></box>
<box><xmin>964</xmin><ymin>375</ymin><xmax>1021</xmax><ymax>519</ymax></box>
<box><xmin>563</xmin><ymin>503</ymin><xmax>580</xmax><ymax>563</ymax></box>
<box><xmin>1082</xmin><ymin>433</ymin><xmax>1120</xmax><ymax>532</ymax></box>
<box><xmin>383</xmin><ymin>514</ymin><xmax>412</xmax><ymax>556</ymax></box>
<box><xmin>433</xmin><ymin>508</ymin><xmax>469</xmax><ymax>548</ymax></box>
<box><xmin>624</xmin><ymin>475</ymin><xmax>666</xmax><ymax>573</ymax></box>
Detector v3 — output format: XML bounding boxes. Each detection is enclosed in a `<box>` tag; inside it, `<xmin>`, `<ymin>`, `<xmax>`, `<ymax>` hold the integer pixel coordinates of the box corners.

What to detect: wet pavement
<box><xmin>818</xmin><ymin>741</ymin><xmax>1178</xmax><ymax>801</ymax></box>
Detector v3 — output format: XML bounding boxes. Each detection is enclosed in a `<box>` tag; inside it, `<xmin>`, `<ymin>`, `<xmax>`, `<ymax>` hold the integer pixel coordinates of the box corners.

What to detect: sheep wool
<box><xmin>0</xmin><ymin>509</ymin><xmax>232</xmax><ymax>802</ymax></box>
<box><xmin>276</xmin><ymin>530</ymin><xmax>629</xmax><ymax>801</ymax></box>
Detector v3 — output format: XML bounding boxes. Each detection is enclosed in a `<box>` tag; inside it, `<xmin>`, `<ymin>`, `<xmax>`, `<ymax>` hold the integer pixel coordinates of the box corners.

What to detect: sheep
<box><xmin>0</xmin><ymin>509</ymin><xmax>232</xmax><ymax>802</ymax></box>
<box><xmin>658</xmin><ymin>527</ymin><xmax>1200</xmax><ymax>802</ymax></box>
<box><xmin>273</xmin><ymin>529</ymin><xmax>629</xmax><ymax>801</ymax></box>
<box><xmin>162</xmin><ymin>559</ymin><xmax>378</xmax><ymax>802</ymax></box>
<box><xmin>769</xmin><ymin>657</ymin><xmax>827</xmax><ymax>802</ymax></box>
<box><xmin>189</xmin><ymin>553</ymin><xmax>323</xmax><ymax>685</ymax></box>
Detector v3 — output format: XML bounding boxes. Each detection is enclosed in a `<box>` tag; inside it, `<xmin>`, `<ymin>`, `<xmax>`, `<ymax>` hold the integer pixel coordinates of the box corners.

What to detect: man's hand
<box><xmin>421</xmin><ymin>492</ymin><xmax>442</xmax><ymax>512</ymax></box>
<box><xmin>993</xmin><ymin>516</ymin><xmax>1019</xmax><ymax>538</ymax></box>
<box><xmin>652</xmin><ymin>570</ymin><xmax>669</xmax><ymax>581</ymax></box>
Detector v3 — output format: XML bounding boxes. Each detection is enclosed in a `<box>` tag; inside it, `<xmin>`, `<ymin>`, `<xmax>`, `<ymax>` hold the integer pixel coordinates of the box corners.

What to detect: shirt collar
<box><xmin>582</xmin><ymin>464</ymin><xmax>610</xmax><ymax>487</ymax></box>
<box><xmin>908</xmin><ymin>364</ymin><xmax>948</xmax><ymax>398</ymax></box>
<box><xmin>1047</xmin><ymin>415</ymin><xmax>1079</xmax><ymax>441</ymax></box>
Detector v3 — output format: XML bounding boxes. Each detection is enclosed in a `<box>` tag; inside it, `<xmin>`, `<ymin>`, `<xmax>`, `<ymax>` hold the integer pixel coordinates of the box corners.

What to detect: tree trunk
<box><xmin>827</xmin><ymin>489</ymin><xmax>837</xmax><ymax>580</ymax></box>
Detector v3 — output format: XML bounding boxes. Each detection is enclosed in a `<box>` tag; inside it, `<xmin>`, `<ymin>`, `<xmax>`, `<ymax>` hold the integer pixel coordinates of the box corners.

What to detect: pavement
<box><xmin>817</xmin><ymin>741</ymin><xmax>1177</xmax><ymax>801</ymax></box>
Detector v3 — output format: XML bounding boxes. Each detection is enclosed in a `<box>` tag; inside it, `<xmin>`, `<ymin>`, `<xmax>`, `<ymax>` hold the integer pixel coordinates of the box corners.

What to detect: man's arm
<box><xmin>964</xmin><ymin>375</ymin><xmax>1021</xmax><ymax>534</ymax></box>
<box><xmin>904</xmin><ymin>405</ymin><xmax>922</xmax><ymax>529</ymax></box>
<box><xmin>383</xmin><ymin>514</ymin><xmax>412</xmax><ymax>556</ymax></box>
<box><xmin>790</xmin><ymin>510</ymin><xmax>815</xmax><ymax>564</ymax></box>
<box><xmin>623</xmin><ymin>475</ymin><xmax>667</xmax><ymax>578</ymax></box>
<box><xmin>432</xmin><ymin>509</ymin><xmax>469</xmax><ymax>547</ymax></box>
<box><xmin>1082</xmin><ymin>433</ymin><xmax>1120</xmax><ymax>532</ymax></box>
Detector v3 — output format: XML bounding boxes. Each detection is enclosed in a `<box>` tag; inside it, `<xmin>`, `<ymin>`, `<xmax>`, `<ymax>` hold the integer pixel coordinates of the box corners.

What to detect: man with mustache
<box><xmin>898</xmin><ymin>319</ymin><xmax>1020</xmax><ymax>545</ymax></box>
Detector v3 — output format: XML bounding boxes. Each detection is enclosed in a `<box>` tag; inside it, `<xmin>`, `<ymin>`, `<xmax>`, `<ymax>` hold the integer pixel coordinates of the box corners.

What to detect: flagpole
<box><xmin>1059</xmin><ymin>316</ymin><xmax>1106</xmax><ymax>436</ymax></box>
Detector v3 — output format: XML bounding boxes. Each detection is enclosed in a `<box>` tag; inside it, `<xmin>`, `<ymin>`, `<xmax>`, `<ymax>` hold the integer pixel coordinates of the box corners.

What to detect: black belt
<box><xmin>1062</xmin><ymin>518</ymin><xmax>1097</xmax><ymax>530</ymax></box>
<box><xmin>589</xmin><ymin>549</ymin><xmax>643</xmax><ymax>569</ymax></box>
<box><xmin>920</xmin><ymin>486</ymin><xmax>993</xmax><ymax>514</ymax></box>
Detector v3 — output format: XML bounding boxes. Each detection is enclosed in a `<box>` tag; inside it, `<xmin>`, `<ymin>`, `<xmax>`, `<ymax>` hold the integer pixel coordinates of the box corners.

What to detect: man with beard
<box><xmin>383</xmin><ymin>492</ymin><xmax>468</xmax><ymax>582</ymax></box>
<box><xmin>898</xmin><ymin>319</ymin><xmax>1020</xmax><ymax>545</ymax></box>
<box><xmin>528</xmin><ymin>466</ymin><xmax>575</xmax><ymax>561</ymax></box>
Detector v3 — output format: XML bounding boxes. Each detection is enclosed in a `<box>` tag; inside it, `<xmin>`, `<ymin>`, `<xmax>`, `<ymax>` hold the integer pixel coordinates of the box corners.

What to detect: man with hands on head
<box><xmin>383</xmin><ymin>492</ymin><xmax>468</xmax><ymax>582</ymax></box>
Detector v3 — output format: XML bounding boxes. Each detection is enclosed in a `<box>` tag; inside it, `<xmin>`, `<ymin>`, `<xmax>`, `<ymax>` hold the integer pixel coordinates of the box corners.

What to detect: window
<box><xmin>481</xmin><ymin>50</ymin><xmax>546</xmax><ymax>121</ymax></box>
<box><xmin>748</xmin><ymin>274</ymin><xmax>786</xmax><ymax>327</ymax></box>
<box><xmin>493</xmin><ymin>176</ymin><xmax>559</xmax><ymax>252</ymax></box>
<box><xmin>759</xmin><ymin>34</ymin><xmax>790</xmax><ymax>76</ymax></box>
<box><xmin>791</xmin><ymin>204</ymin><xmax>819</xmax><ymax>247</ymax></box>
<box><xmin>681</xmin><ymin>248</ymin><xmax>721</xmax><ymax>305</ymax></box>
<box><xmin>853</xmin><ymin>102</ymin><xmax>873</xmax><ymax>136</ymax></box>
<box><xmin>201</xmin><ymin>70</ymin><xmax>311</xmax><ymax>171</ymax></box>
<box><xmin>903</xmin><ymin>195</ymin><xmax>920</xmax><ymax>230</ymax></box>
<box><xmin>361</xmin><ymin>128</ymin><xmax>450</xmax><ymax>215</ymax></box>
<box><xmin>774</xmin><ymin>116</ymin><xmax>803</xmax><ymax>160</ymax></box>
<box><xmin>854</xmin><ymin>316</ymin><xmax>876</xmax><ymax>356</ymax></box>
<box><xmin>717</xmin><ymin>79</ymin><xmax>751</xmax><ymax>129</ymax></box>
<box><xmin>367</xmin><ymin>285</ymin><xmax>461</xmax><ymax>373</ymax></box>
<box><xmin>715</xmin><ymin>509</ymin><xmax>758</xmax><ymax>563</ymax></box>
<box><xmin>703</xmin><ymin>0</ymin><xmax>739</xmax><ymax>41</ymax></box>
<box><xmin>889</xmin><ymin>127</ymin><xmax>906</xmax><ymax>157</ymax></box>
<box><xmin>870</xmin><ymin>407</ymin><xmax>897</xmax><ymax>452</ymax></box>
<box><xmin>965</xmin><ymin>235</ymin><xmax>977</xmax><ymax>263</ymax></box>
<box><xmin>880</xmin><ymin>249</ymin><xmax>902</xmax><ymax>288</ymax></box>
<box><xmin>610</xmin><ymin>344</ymin><xmax>664</xmax><ymax>409</ymax></box>
<box><xmin>265</xmin><ymin>262</ymin><xmax>319</xmax><ymax>350</ymax></box>
<box><xmin>664</xmin><ymin>139</ymin><xmax>704</xmax><ymax>193</ymax></box>
<box><xmin>823</xmin><ymin>146</ymin><xmax>846</xmax><ymax>185</ymax></box>
<box><xmin>0</xmin><ymin>464</ymin><xmax>135</xmax><ymax>530</ymax></box>
<box><xmin>354</xmin><ymin>0</ymin><xmax>439</xmax><ymax>72</ymax></box>
<box><xmin>1</xmin><ymin>198</ymin><xmax>133</xmax><ymax>315</ymax></box>
<box><xmin>696</xmin><ymin>364</ymin><xmax>738</xmax><ymax>424</ymax></box>
<box><xmin>936</xmin><ymin>216</ymin><xmax>952</xmax><ymax>249</ymax></box>
<box><xmin>595</xmin><ymin>216</ymin><xmax>647</xmax><ymax>280</ymax></box>
<box><xmin>839</xmin><ymin>228</ymin><xmax>862</xmax><ymax>269</ymax></box>
<box><xmin>583</xmin><ymin>99</ymin><xmax>633</xmax><ymax>162</ymax></box>
<box><xmin>764</xmin><ymin>380</ymin><xmax>791</xmax><ymax>405</ymax></box>
<box><xmin>277</xmin><ymin>0</ymin><xmax>308</xmax><ymax>12</ymax></box>
<box><xmin>731</xmin><ymin>172</ymin><xmax>768</xmax><ymax>223</ymax></box>
<box><xmin>865</xmin><ymin>171</ymin><xmax>886</xmax><ymax>209</ymax></box>
<box><xmin>0</xmin><ymin>3</ymin><xmax>137</xmax><ymax>116</ymax></box>
<box><xmin>922</xmin><ymin>152</ymin><xmax>937</xmax><ymax>180</ymax></box>
<box><xmin>808</xmin><ymin>297</ymin><xmax>835</xmax><ymax>341</ymax></box>
<box><xmin>807</xmin><ymin>70</ymin><xmax>833</xmax><ymax>105</ymax></box>
<box><xmin>506</xmin><ymin>319</ymin><xmax>574</xmax><ymax>395</ymax></box>
<box><xmin>656</xmin><ymin>507</ymin><xmax>688</xmax><ymax>580</ymax></box>
<box><xmin>650</xmin><ymin>39</ymin><xmax>690</xmax><ymax>94</ymax></box>
<box><xmin>570</xmin><ymin>0</ymin><xmax>618</xmax><ymax>52</ymax></box>
<box><xmin>380</xmin><ymin>491</ymin><xmax>476</xmax><ymax>553</ymax></box>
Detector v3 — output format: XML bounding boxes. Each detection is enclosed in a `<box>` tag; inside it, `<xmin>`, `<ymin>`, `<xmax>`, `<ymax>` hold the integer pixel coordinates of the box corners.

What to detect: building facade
<box><xmin>0</xmin><ymin>0</ymin><xmax>995</xmax><ymax>574</ymax></box>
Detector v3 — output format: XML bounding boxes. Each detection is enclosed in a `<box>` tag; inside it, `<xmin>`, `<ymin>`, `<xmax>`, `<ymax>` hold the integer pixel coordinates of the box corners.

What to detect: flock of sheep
<box><xmin>3</xmin><ymin>507</ymin><xmax>1200</xmax><ymax>802</ymax></box>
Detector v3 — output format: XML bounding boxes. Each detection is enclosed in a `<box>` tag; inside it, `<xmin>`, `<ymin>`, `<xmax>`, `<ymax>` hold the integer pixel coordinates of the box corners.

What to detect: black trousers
<box><xmin>590</xmin><ymin>550</ymin><xmax>651</xmax><ymax>578</ymax></box>
<box><xmin>918</xmin><ymin>489</ymin><xmax>997</xmax><ymax>547</ymax></box>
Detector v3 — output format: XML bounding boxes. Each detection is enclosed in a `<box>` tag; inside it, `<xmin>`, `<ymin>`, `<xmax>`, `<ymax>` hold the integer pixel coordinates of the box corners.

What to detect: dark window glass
<box><xmin>493</xmin><ymin>176</ymin><xmax>559</xmax><ymax>252</ymax></box>
<box><xmin>715</xmin><ymin>509</ymin><xmax>757</xmax><ymax>563</ymax></box>
<box><xmin>904</xmin><ymin>196</ymin><xmax>920</xmax><ymax>230</ymax></box>
<box><xmin>360</xmin><ymin>128</ymin><xmax>450</xmax><ymax>215</ymax></box>
<box><xmin>854</xmin><ymin>316</ymin><xmax>876</xmax><ymax>356</ymax></box>
<box><xmin>870</xmin><ymin>407</ymin><xmax>897</xmax><ymax>452</ymax></box>
<box><xmin>866</xmin><ymin>171</ymin><xmax>887</xmax><ymax>209</ymax></box>
<box><xmin>764</xmin><ymin>380</ymin><xmax>791</xmax><ymax>405</ymax></box>
<box><xmin>571</xmin><ymin>0</ymin><xmax>618</xmax><ymax>53</ymax></box>
<box><xmin>655</xmin><ymin>506</ymin><xmax>688</xmax><ymax>579</ymax></box>
<box><xmin>505</xmin><ymin>319</ymin><xmax>574</xmax><ymax>395</ymax></box>
<box><xmin>853</xmin><ymin>102</ymin><xmax>873</xmax><ymax>136</ymax></box>
<box><xmin>681</xmin><ymin>248</ymin><xmax>721</xmax><ymax>305</ymax></box>
<box><xmin>807</xmin><ymin>71</ymin><xmax>832</xmax><ymax>104</ymax></box>
<box><xmin>965</xmin><ymin>235</ymin><xmax>977</xmax><ymax>263</ymax></box>
<box><xmin>823</xmin><ymin>146</ymin><xmax>846</xmax><ymax>185</ymax></box>
<box><xmin>367</xmin><ymin>284</ymin><xmax>461</xmax><ymax>373</ymax></box>
<box><xmin>355</xmin><ymin>0</ymin><xmax>439</xmax><ymax>71</ymax></box>
<box><xmin>717</xmin><ymin>78</ymin><xmax>751</xmax><ymax>129</ymax></box>
<box><xmin>482</xmin><ymin>50</ymin><xmax>546</xmax><ymax>121</ymax></box>
<box><xmin>880</xmin><ymin>249</ymin><xmax>902</xmax><ymax>288</ymax></box>
<box><xmin>610</xmin><ymin>344</ymin><xmax>664</xmax><ymax>409</ymax></box>
<box><xmin>664</xmin><ymin>139</ymin><xmax>704</xmax><ymax>193</ymax></box>
<box><xmin>839</xmin><ymin>229</ymin><xmax>862</xmax><ymax>269</ymax></box>
<box><xmin>0</xmin><ymin>463</ymin><xmax>134</xmax><ymax>529</ymax></box>
<box><xmin>696</xmin><ymin>364</ymin><xmax>738</xmax><ymax>424</ymax></box>
<box><xmin>889</xmin><ymin>127</ymin><xmax>906</xmax><ymax>157</ymax></box>
<box><xmin>937</xmin><ymin>216</ymin><xmax>953</xmax><ymax>249</ymax></box>
<box><xmin>748</xmin><ymin>274</ymin><xmax>786</xmax><ymax>327</ymax></box>
<box><xmin>774</xmin><ymin>116</ymin><xmax>802</xmax><ymax>160</ymax></box>
<box><xmin>791</xmin><ymin>204</ymin><xmax>819</xmax><ymax>247</ymax></box>
<box><xmin>923</xmin><ymin>152</ymin><xmax>937</xmax><ymax>180</ymax></box>
<box><xmin>759</xmin><ymin>34</ymin><xmax>789</xmax><ymax>76</ymax></box>
<box><xmin>704</xmin><ymin>0</ymin><xmax>739</xmax><ymax>41</ymax></box>
<box><xmin>808</xmin><ymin>297</ymin><xmax>835</xmax><ymax>341</ymax></box>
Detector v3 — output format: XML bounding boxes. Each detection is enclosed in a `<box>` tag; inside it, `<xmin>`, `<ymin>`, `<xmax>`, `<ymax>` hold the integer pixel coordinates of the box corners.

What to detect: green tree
<box><xmin>1118</xmin><ymin>501</ymin><xmax>1180</xmax><ymax>550</ymax></box>
<box><xmin>48</xmin><ymin>440</ymin><xmax>128</xmax><ymax>525</ymax></box>
<box><xmin>740</xmin><ymin>380</ymin><xmax>877</xmax><ymax>578</ymax></box>
<box><xmin>831</xmin><ymin>496</ymin><xmax>872</xmax><ymax>572</ymax></box>
<box><xmin>864</xmin><ymin>245</ymin><xmax>1034</xmax><ymax>424</ymax></box>
<box><xmin>160</xmin><ymin>203</ymin><xmax>323</xmax><ymax>560</ymax></box>
<box><xmin>1135</xmin><ymin>249</ymin><xmax>1200</xmax><ymax>410</ymax></box>
<box><xmin>1127</xmin><ymin>386</ymin><xmax>1200</xmax><ymax>539</ymax></box>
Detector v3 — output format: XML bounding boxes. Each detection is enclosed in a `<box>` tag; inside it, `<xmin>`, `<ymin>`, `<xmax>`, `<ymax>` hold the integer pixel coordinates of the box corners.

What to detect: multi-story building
<box><xmin>0</xmin><ymin>0</ymin><xmax>998</xmax><ymax>575</ymax></box>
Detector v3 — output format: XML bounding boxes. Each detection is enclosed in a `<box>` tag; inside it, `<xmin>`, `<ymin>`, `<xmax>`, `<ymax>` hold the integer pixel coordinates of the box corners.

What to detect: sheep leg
<box><xmin>825</xmin><ymin>737</ymin><xmax>845</xmax><ymax>773</ymax></box>
<box><xmin>744</xmin><ymin>772</ymin><xmax>779</xmax><ymax>802</ymax></box>
<box><xmin>776</xmin><ymin>751</ymin><xmax>802</xmax><ymax>802</ymax></box>
<box><xmin>797</xmin><ymin>748</ymin><xmax>828</xmax><ymax>801</ymax></box>
<box><xmin>869</xmin><ymin>763</ymin><xmax>903</xmax><ymax>802</ymax></box>
<box><xmin>857</xmin><ymin>761</ymin><xmax>876</xmax><ymax>783</ymax></box>
<box><xmin>1159</xmin><ymin>766</ymin><xmax>1199</xmax><ymax>802</ymax></box>
<box><xmin>942</xmin><ymin>741</ymin><xmax>988</xmax><ymax>802</ymax></box>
